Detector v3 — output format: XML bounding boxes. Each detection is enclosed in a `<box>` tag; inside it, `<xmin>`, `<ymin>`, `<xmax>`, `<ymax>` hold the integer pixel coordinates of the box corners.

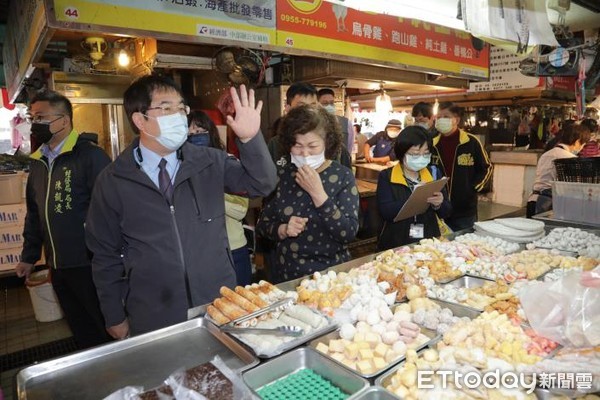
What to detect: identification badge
<box><xmin>409</xmin><ymin>223</ymin><xmax>425</xmax><ymax>239</ymax></box>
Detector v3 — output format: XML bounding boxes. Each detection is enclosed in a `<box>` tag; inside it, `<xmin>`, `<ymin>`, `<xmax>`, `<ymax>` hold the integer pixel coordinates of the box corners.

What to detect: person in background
<box><xmin>256</xmin><ymin>105</ymin><xmax>359</xmax><ymax>282</ymax></box>
<box><xmin>317</xmin><ymin>88</ymin><xmax>354</xmax><ymax>151</ymax></box>
<box><xmin>187</xmin><ymin>110</ymin><xmax>252</xmax><ymax>286</ymax></box>
<box><xmin>377</xmin><ymin>126</ymin><xmax>451</xmax><ymax>250</ymax></box>
<box><xmin>354</xmin><ymin>124</ymin><xmax>368</xmax><ymax>160</ymax></box>
<box><xmin>579</xmin><ymin>118</ymin><xmax>599</xmax><ymax>158</ymax></box>
<box><xmin>516</xmin><ymin>112</ymin><xmax>531</xmax><ymax>148</ymax></box>
<box><xmin>86</xmin><ymin>76</ymin><xmax>276</xmax><ymax>337</ymax></box>
<box><xmin>430</xmin><ymin>102</ymin><xmax>492</xmax><ymax>231</ymax></box>
<box><xmin>412</xmin><ymin>102</ymin><xmax>436</xmax><ymax>138</ymax></box>
<box><xmin>527</xmin><ymin>124</ymin><xmax>591</xmax><ymax>218</ymax></box>
<box><xmin>16</xmin><ymin>91</ymin><xmax>112</xmax><ymax>349</ymax></box>
<box><xmin>544</xmin><ymin>119</ymin><xmax>577</xmax><ymax>152</ymax></box>
<box><xmin>364</xmin><ymin>119</ymin><xmax>402</xmax><ymax>164</ymax></box>
<box><xmin>268</xmin><ymin>82</ymin><xmax>318</xmax><ymax>170</ymax></box>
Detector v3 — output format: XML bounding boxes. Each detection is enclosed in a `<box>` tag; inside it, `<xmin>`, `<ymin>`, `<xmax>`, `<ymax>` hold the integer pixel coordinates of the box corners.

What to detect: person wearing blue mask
<box><xmin>187</xmin><ymin>110</ymin><xmax>253</xmax><ymax>286</ymax></box>
<box><xmin>376</xmin><ymin>126</ymin><xmax>452</xmax><ymax>251</ymax></box>
<box><xmin>364</xmin><ymin>119</ymin><xmax>402</xmax><ymax>164</ymax></box>
<box><xmin>411</xmin><ymin>102</ymin><xmax>437</xmax><ymax>139</ymax></box>
<box><xmin>85</xmin><ymin>75</ymin><xmax>276</xmax><ymax>338</ymax></box>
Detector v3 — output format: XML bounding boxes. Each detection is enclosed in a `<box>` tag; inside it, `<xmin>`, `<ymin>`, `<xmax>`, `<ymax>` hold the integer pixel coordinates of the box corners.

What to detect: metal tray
<box><xmin>435</xmin><ymin>273</ymin><xmax>465</xmax><ymax>284</ymax></box>
<box><xmin>308</xmin><ymin>327</ymin><xmax>439</xmax><ymax>379</ymax></box>
<box><xmin>243</xmin><ymin>347</ymin><xmax>369</xmax><ymax>399</ymax></box>
<box><xmin>16</xmin><ymin>318</ymin><xmax>258</xmax><ymax>400</ymax></box>
<box><xmin>444</xmin><ymin>275</ymin><xmax>495</xmax><ymax>289</ymax></box>
<box><xmin>353</xmin><ymin>386</ymin><xmax>399</xmax><ymax>399</ymax></box>
<box><xmin>226</xmin><ymin>311</ymin><xmax>338</xmax><ymax>359</ymax></box>
<box><xmin>426</xmin><ymin>275</ymin><xmax>495</xmax><ymax>313</ymax></box>
<box><xmin>425</xmin><ymin>298</ymin><xmax>482</xmax><ymax>320</ymax></box>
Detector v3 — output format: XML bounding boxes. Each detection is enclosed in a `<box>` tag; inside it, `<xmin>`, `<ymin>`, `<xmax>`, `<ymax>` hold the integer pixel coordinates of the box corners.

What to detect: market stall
<box><xmin>14</xmin><ymin>218</ymin><xmax>600</xmax><ymax>400</ymax></box>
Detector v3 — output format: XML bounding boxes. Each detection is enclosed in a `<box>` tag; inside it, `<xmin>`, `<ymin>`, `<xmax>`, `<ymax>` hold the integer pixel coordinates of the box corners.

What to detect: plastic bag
<box><xmin>520</xmin><ymin>269</ymin><xmax>600</xmax><ymax>347</ymax></box>
<box><xmin>103</xmin><ymin>356</ymin><xmax>255</xmax><ymax>400</ymax></box>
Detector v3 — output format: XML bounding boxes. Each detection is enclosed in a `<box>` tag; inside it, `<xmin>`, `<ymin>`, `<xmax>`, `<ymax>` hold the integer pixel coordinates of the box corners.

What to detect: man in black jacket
<box><xmin>16</xmin><ymin>91</ymin><xmax>111</xmax><ymax>349</ymax></box>
<box><xmin>86</xmin><ymin>76</ymin><xmax>277</xmax><ymax>338</ymax></box>
<box><xmin>430</xmin><ymin>102</ymin><xmax>492</xmax><ymax>231</ymax></box>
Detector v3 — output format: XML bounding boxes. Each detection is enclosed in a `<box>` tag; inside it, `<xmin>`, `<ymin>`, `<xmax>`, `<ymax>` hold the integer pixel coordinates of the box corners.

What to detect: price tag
<box><xmin>64</xmin><ymin>7</ymin><xmax>79</xmax><ymax>19</ymax></box>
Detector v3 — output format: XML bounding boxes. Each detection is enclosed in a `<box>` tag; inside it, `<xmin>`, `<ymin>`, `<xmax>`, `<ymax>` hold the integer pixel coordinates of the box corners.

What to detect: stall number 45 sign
<box><xmin>64</xmin><ymin>7</ymin><xmax>80</xmax><ymax>19</ymax></box>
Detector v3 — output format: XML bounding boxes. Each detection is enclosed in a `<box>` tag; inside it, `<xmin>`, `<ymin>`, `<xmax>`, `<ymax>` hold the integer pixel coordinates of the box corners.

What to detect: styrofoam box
<box><xmin>0</xmin><ymin>247</ymin><xmax>22</xmax><ymax>271</ymax></box>
<box><xmin>0</xmin><ymin>225</ymin><xmax>25</xmax><ymax>250</ymax></box>
<box><xmin>552</xmin><ymin>182</ymin><xmax>600</xmax><ymax>224</ymax></box>
<box><xmin>0</xmin><ymin>202</ymin><xmax>27</xmax><ymax>228</ymax></box>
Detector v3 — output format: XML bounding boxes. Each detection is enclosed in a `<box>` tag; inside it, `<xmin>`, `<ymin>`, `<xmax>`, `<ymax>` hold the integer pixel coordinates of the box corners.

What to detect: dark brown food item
<box><xmin>135</xmin><ymin>384</ymin><xmax>173</xmax><ymax>399</ymax></box>
<box><xmin>135</xmin><ymin>362</ymin><xmax>233</xmax><ymax>399</ymax></box>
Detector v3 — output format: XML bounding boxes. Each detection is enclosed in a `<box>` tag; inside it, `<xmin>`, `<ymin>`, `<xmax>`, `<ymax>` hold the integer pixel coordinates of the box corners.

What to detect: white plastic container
<box><xmin>0</xmin><ymin>171</ymin><xmax>24</xmax><ymax>205</ymax></box>
<box><xmin>26</xmin><ymin>270</ymin><xmax>64</xmax><ymax>322</ymax></box>
<box><xmin>552</xmin><ymin>181</ymin><xmax>600</xmax><ymax>224</ymax></box>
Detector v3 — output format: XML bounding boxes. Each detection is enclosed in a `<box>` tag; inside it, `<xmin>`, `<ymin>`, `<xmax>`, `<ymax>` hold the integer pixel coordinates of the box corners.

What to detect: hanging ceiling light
<box><xmin>433</xmin><ymin>97</ymin><xmax>440</xmax><ymax>115</ymax></box>
<box><xmin>117</xmin><ymin>49</ymin><xmax>130</xmax><ymax>67</ymax></box>
<box><xmin>375</xmin><ymin>85</ymin><xmax>392</xmax><ymax>114</ymax></box>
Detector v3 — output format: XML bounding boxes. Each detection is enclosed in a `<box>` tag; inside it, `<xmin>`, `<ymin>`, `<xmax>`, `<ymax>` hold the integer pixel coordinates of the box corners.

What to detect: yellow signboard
<box><xmin>52</xmin><ymin>0</ymin><xmax>276</xmax><ymax>45</ymax></box>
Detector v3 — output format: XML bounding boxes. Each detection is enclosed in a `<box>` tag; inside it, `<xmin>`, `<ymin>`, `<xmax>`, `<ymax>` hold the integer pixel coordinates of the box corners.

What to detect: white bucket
<box><xmin>26</xmin><ymin>270</ymin><xmax>64</xmax><ymax>322</ymax></box>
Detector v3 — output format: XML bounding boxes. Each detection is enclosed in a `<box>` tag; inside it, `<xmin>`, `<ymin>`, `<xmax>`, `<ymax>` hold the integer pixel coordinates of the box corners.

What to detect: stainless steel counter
<box><xmin>17</xmin><ymin>318</ymin><xmax>257</xmax><ymax>399</ymax></box>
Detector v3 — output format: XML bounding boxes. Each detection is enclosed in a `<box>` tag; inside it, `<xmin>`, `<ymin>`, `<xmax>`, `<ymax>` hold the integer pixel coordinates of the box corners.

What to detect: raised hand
<box><xmin>226</xmin><ymin>84</ymin><xmax>263</xmax><ymax>143</ymax></box>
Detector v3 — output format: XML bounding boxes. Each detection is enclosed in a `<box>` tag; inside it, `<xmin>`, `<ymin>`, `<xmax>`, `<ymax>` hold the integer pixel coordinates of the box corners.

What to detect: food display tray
<box><xmin>226</xmin><ymin>313</ymin><xmax>338</xmax><ymax>359</ymax></box>
<box><xmin>445</xmin><ymin>275</ymin><xmax>494</xmax><ymax>289</ymax></box>
<box><xmin>352</xmin><ymin>386</ymin><xmax>399</xmax><ymax>399</ymax></box>
<box><xmin>420</xmin><ymin>298</ymin><xmax>482</xmax><ymax>320</ymax></box>
<box><xmin>243</xmin><ymin>347</ymin><xmax>369</xmax><ymax>399</ymax></box>
<box><xmin>308</xmin><ymin>327</ymin><xmax>439</xmax><ymax>379</ymax></box>
<box><xmin>426</xmin><ymin>275</ymin><xmax>495</xmax><ymax>313</ymax></box>
<box><xmin>16</xmin><ymin>318</ymin><xmax>257</xmax><ymax>400</ymax></box>
<box><xmin>434</xmin><ymin>273</ymin><xmax>465</xmax><ymax>284</ymax></box>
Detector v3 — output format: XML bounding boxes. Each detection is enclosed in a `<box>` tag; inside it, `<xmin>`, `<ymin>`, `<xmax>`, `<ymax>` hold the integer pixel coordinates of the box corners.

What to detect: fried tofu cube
<box><xmin>315</xmin><ymin>342</ymin><xmax>329</xmax><ymax>354</ymax></box>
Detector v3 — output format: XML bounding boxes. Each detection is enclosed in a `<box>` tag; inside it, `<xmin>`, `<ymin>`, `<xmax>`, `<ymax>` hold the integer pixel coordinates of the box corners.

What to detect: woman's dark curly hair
<box><xmin>278</xmin><ymin>104</ymin><xmax>342</xmax><ymax>160</ymax></box>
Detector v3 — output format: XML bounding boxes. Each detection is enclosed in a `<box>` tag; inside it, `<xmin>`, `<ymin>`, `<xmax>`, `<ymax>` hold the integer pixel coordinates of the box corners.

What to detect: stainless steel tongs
<box><xmin>220</xmin><ymin>325</ymin><xmax>304</xmax><ymax>337</ymax></box>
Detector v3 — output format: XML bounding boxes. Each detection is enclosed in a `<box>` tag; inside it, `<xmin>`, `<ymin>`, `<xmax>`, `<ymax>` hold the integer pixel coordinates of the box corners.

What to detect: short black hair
<box><xmin>412</xmin><ymin>102</ymin><xmax>433</xmax><ymax>118</ymax></box>
<box><xmin>581</xmin><ymin>118</ymin><xmax>598</xmax><ymax>134</ymax></box>
<box><xmin>124</xmin><ymin>74</ymin><xmax>185</xmax><ymax>135</ymax></box>
<box><xmin>393</xmin><ymin>126</ymin><xmax>432</xmax><ymax>162</ymax></box>
<box><xmin>29</xmin><ymin>91</ymin><xmax>73</xmax><ymax>124</ymax></box>
<box><xmin>187</xmin><ymin>110</ymin><xmax>224</xmax><ymax>151</ymax></box>
<box><xmin>353</xmin><ymin>124</ymin><xmax>361</xmax><ymax>133</ymax></box>
<box><xmin>561</xmin><ymin>124</ymin><xmax>591</xmax><ymax>146</ymax></box>
<box><xmin>285</xmin><ymin>82</ymin><xmax>317</xmax><ymax>105</ymax></box>
<box><xmin>317</xmin><ymin>88</ymin><xmax>335</xmax><ymax>99</ymax></box>
<box><xmin>438</xmin><ymin>101</ymin><xmax>462</xmax><ymax>118</ymax></box>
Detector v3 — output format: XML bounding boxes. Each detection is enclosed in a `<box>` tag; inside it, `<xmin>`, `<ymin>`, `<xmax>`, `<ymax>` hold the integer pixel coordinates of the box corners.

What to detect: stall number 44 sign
<box><xmin>64</xmin><ymin>7</ymin><xmax>80</xmax><ymax>19</ymax></box>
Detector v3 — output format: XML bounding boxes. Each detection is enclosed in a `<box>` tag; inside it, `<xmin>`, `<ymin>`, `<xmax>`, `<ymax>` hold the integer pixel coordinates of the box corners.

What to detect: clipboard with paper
<box><xmin>393</xmin><ymin>177</ymin><xmax>449</xmax><ymax>222</ymax></box>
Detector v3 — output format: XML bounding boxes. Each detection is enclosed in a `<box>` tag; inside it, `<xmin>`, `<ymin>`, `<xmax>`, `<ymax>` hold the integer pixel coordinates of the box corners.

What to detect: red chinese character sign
<box><xmin>276</xmin><ymin>0</ymin><xmax>489</xmax><ymax>79</ymax></box>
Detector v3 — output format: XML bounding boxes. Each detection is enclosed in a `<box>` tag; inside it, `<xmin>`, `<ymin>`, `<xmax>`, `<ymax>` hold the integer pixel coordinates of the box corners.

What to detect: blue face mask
<box><xmin>187</xmin><ymin>133</ymin><xmax>210</xmax><ymax>147</ymax></box>
<box><xmin>405</xmin><ymin>154</ymin><xmax>431</xmax><ymax>171</ymax></box>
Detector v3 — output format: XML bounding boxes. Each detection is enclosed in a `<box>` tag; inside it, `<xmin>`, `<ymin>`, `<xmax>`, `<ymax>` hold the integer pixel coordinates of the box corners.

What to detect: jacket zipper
<box><xmin>43</xmin><ymin>160</ymin><xmax>59</xmax><ymax>269</ymax></box>
<box><xmin>170</xmin><ymin>204</ymin><xmax>193</xmax><ymax>308</ymax></box>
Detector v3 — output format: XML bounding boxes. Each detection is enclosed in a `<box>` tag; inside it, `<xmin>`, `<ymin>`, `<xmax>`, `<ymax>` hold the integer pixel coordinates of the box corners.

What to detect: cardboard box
<box><xmin>0</xmin><ymin>225</ymin><xmax>25</xmax><ymax>250</ymax></box>
<box><xmin>0</xmin><ymin>202</ymin><xmax>27</xmax><ymax>228</ymax></box>
<box><xmin>0</xmin><ymin>247</ymin><xmax>22</xmax><ymax>271</ymax></box>
<box><xmin>0</xmin><ymin>171</ymin><xmax>25</xmax><ymax>205</ymax></box>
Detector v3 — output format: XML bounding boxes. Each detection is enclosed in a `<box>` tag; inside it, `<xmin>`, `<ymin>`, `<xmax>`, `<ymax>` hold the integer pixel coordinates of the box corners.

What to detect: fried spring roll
<box><xmin>220</xmin><ymin>286</ymin><xmax>260</xmax><ymax>313</ymax></box>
